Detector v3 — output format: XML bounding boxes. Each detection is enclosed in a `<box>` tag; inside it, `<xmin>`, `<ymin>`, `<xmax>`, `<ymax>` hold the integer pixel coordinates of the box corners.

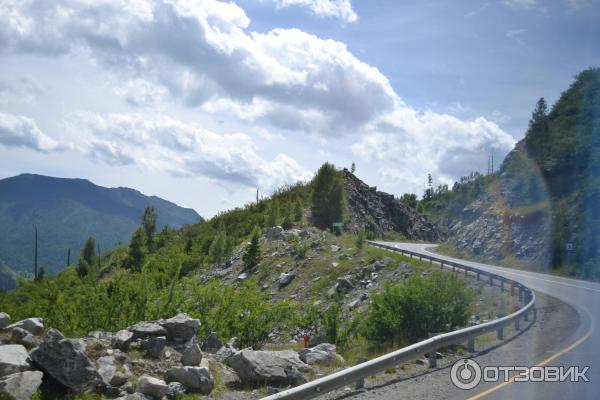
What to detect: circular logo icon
<box><xmin>451</xmin><ymin>359</ymin><xmax>482</xmax><ymax>390</ymax></box>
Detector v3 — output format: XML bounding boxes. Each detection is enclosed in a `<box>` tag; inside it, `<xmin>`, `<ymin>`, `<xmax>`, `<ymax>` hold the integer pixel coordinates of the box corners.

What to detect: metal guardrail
<box><xmin>260</xmin><ymin>241</ymin><xmax>536</xmax><ymax>400</ymax></box>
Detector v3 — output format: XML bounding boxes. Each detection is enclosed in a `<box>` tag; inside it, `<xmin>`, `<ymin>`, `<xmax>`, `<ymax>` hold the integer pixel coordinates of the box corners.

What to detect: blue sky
<box><xmin>0</xmin><ymin>0</ymin><xmax>598</xmax><ymax>217</ymax></box>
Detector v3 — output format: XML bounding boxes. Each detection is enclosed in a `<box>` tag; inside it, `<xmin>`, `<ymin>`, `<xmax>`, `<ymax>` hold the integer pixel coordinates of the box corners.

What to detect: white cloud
<box><xmin>0</xmin><ymin>0</ymin><xmax>393</xmax><ymax>136</ymax></box>
<box><xmin>271</xmin><ymin>0</ymin><xmax>358</xmax><ymax>23</ymax></box>
<box><xmin>0</xmin><ymin>0</ymin><xmax>516</xmax><ymax>191</ymax></box>
<box><xmin>503</xmin><ymin>0</ymin><xmax>537</xmax><ymax>8</ymax></box>
<box><xmin>64</xmin><ymin>112</ymin><xmax>310</xmax><ymax>190</ymax></box>
<box><xmin>0</xmin><ymin>76</ymin><xmax>43</xmax><ymax>105</ymax></box>
<box><xmin>351</xmin><ymin>106</ymin><xmax>516</xmax><ymax>189</ymax></box>
<box><xmin>0</xmin><ymin>112</ymin><xmax>61</xmax><ymax>152</ymax></box>
<box><xmin>113</xmin><ymin>79</ymin><xmax>169</xmax><ymax>107</ymax></box>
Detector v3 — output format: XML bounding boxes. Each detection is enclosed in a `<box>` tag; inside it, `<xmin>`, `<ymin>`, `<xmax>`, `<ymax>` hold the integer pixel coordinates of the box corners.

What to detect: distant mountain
<box><xmin>0</xmin><ymin>173</ymin><xmax>201</xmax><ymax>288</ymax></box>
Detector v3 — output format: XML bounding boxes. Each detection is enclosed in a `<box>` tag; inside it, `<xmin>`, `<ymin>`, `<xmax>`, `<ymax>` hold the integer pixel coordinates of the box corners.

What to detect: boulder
<box><xmin>330</xmin><ymin>245</ymin><xmax>341</xmax><ymax>252</ymax></box>
<box><xmin>336</xmin><ymin>277</ymin><xmax>355</xmax><ymax>291</ymax></box>
<box><xmin>111</xmin><ymin>330</ymin><xmax>134</xmax><ymax>351</ymax></box>
<box><xmin>97</xmin><ymin>355</ymin><xmax>117</xmax><ymax>386</ymax></box>
<box><xmin>200</xmin><ymin>332</ymin><xmax>222</xmax><ymax>354</ymax></box>
<box><xmin>136</xmin><ymin>375</ymin><xmax>168</xmax><ymax>399</ymax></box>
<box><xmin>9</xmin><ymin>328</ymin><xmax>36</xmax><ymax>349</ymax></box>
<box><xmin>166</xmin><ymin>366</ymin><xmax>214</xmax><ymax>395</ymax></box>
<box><xmin>29</xmin><ymin>328</ymin><xmax>103</xmax><ymax>393</ymax></box>
<box><xmin>159</xmin><ymin>313</ymin><xmax>199</xmax><ymax>344</ymax></box>
<box><xmin>88</xmin><ymin>331</ymin><xmax>114</xmax><ymax>342</ymax></box>
<box><xmin>0</xmin><ymin>345</ymin><xmax>31</xmax><ymax>378</ymax></box>
<box><xmin>181</xmin><ymin>343</ymin><xmax>202</xmax><ymax>366</ymax></box>
<box><xmin>0</xmin><ymin>371</ymin><xmax>43</xmax><ymax>400</ymax></box>
<box><xmin>226</xmin><ymin>350</ymin><xmax>308</xmax><ymax>386</ymax></box>
<box><xmin>5</xmin><ymin>318</ymin><xmax>43</xmax><ymax>336</ymax></box>
<box><xmin>278</xmin><ymin>272</ymin><xmax>295</xmax><ymax>288</ymax></box>
<box><xmin>128</xmin><ymin>322</ymin><xmax>167</xmax><ymax>340</ymax></box>
<box><xmin>299</xmin><ymin>343</ymin><xmax>338</xmax><ymax>365</ymax></box>
<box><xmin>141</xmin><ymin>336</ymin><xmax>166</xmax><ymax>359</ymax></box>
<box><xmin>166</xmin><ymin>382</ymin><xmax>186</xmax><ymax>399</ymax></box>
<box><xmin>265</xmin><ymin>226</ymin><xmax>284</xmax><ymax>241</ymax></box>
<box><xmin>0</xmin><ymin>313</ymin><xmax>10</xmax><ymax>330</ymax></box>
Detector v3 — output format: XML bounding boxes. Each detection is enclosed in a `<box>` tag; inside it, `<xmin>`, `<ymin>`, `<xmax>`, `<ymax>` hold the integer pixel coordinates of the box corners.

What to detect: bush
<box><xmin>362</xmin><ymin>272</ymin><xmax>474</xmax><ymax>343</ymax></box>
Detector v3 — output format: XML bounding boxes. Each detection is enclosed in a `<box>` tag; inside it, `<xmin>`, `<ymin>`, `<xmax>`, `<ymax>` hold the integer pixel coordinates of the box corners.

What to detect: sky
<box><xmin>0</xmin><ymin>0</ymin><xmax>598</xmax><ymax>217</ymax></box>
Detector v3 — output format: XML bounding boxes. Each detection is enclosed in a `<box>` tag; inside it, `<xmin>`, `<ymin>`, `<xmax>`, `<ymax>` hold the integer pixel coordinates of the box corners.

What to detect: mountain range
<box><xmin>0</xmin><ymin>174</ymin><xmax>201</xmax><ymax>289</ymax></box>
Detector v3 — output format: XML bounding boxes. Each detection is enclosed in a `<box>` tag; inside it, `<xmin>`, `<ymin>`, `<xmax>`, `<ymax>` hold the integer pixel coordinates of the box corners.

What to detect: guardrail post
<box><xmin>464</xmin><ymin>267</ymin><xmax>468</xmax><ymax>277</ymax></box>
<box><xmin>440</xmin><ymin>261</ymin><xmax>444</xmax><ymax>269</ymax></box>
<box><xmin>355</xmin><ymin>357</ymin><xmax>367</xmax><ymax>389</ymax></box>
<box><xmin>452</xmin><ymin>265</ymin><xmax>456</xmax><ymax>273</ymax></box>
<box><xmin>489</xmin><ymin>275</ymin><xmax>493</xmax><ymax>286</ymax></box>
<box><xmin>515</xmin><ymin>315</ymin><xmax>521</xmax><ymax>331</ymax></box>
<box><xmin>500</xmin><ymin>280</ymin><xmax>505</xmax><ymax>292</ymax></box>
<box><xmin>467</xmin><ymin>336</ymin><xmax>475</xmax><ymax>352</ymax></box>
<box><xmin>428</xmin><ymin>351</ymin><xmax>437</xmax><ymax>368</ymax></box>
<box><xmin>429</xmin><ymin>258</ymin><xmax>433</xmax><ymax>265</ymax></box>
<box><xmin>511</xmin><ymin>283</ymin><xmax>515</xmax><ymax>296</ymax></box>
<box><xmin>496</xmin><ymin>314</ymin><xmax>504</xmax><ymax>340</ymax></box>
<box><xmin>518</xmin><ymin>287</ymin><xmax>524</xmax><ymax>302</ymax></box>
<box><xmin>524</xmin><ymin>308</ymin><xmax>529</xmax><ymax>322</ymax></box>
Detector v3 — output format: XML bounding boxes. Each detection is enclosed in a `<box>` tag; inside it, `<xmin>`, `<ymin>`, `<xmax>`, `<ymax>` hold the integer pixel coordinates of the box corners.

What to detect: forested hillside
<box><xmin>417</xmin><ymin>68</ymin><xmax>600</xmax><ymax>279</ymax></box>
<box><xmin>0</xmin><ymin>174</ymin><xmax>201</xmax><ymax>289</ymax></box>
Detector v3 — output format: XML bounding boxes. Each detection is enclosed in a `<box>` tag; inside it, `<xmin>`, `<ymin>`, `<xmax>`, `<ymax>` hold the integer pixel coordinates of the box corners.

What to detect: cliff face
<box><xmin>342</xmin><ymin>170</ymin><xmax>443</xmax><ymax>242</ymax></box>
<box><xmin>447</xmin><ymin>144</ymin><xmax>552</xmax><ymax>266</ymax></box>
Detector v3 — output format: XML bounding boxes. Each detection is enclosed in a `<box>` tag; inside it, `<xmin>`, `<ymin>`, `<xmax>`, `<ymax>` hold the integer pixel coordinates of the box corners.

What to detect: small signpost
<box><xmin>332</xmin><ymin>222</ymin><xmax>344</xmax><ymax>235</ymax></box>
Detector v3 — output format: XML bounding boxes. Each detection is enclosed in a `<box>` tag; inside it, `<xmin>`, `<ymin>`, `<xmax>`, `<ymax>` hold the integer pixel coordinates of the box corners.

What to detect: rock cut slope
<box><xmin>342</xmin><ymin>169</ymin><xmax>442</xmax><ymax>241</ymax></box>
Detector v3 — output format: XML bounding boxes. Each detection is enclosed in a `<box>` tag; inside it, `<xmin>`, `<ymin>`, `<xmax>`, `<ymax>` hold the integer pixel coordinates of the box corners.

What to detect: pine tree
<box><xmin>142</xmin><ymin>205</ymin><xmax>158</xmax><ymax>249</ymax></box>
<box><xmin>266</xmin><ymin>199</ymin><xmax>280</xmax><ymax>227</ymax></box>
<box><xmin>77</xmin><ymin>237</ymin><xmax>96</xmax><ymax>278</ymax></box>
<box><xmin>293</xmin><ymin>199</ymin><xmax>304</xmax><ymax>223</ymax></box>
<box><xmin>209</xmin><ymin>230</ymin><xmax>226</xmax><ymax>265</ymax></box>
<box><xmin>129</xmin><ymin>227</ymin><xmax>147</xmax><ymax>271</ymax></box>
<box><xmin>311</xmin><ymin>163</ymin><xmax>347</xmax><ymax>230</ymax></box>
<box><xmin>242</xmin><ymin>227</ymin><xmax>262</xmax><ymax>270</ymax></box>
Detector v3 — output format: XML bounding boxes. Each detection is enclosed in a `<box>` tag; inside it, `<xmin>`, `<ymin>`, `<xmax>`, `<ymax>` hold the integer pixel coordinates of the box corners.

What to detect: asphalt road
<box><xmin>346</xmin><ymin>242</ymin><xmax>599</xmax><ymax>400</ymax></box>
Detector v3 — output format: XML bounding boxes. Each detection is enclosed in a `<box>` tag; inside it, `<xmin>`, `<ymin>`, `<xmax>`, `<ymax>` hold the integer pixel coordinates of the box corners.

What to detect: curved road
<box><xmin>374</xmin><ymin>242</ymin><xmax>599</xmax><ymax>400</ymax></box>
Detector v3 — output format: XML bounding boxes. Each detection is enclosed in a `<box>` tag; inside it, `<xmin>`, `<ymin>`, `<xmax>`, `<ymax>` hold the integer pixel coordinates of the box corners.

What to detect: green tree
<box><xmin>266</xmin><ymin>199</ymin><xmax>280</xmax><ymax>227</ymax></box>
<box><xmin>293</xmin><ymin>199</ymin><xmax>304</xmax><ymax>223</ymax></box>
<box><xmin>311</xmin><ymin>163</ymin><xmax>347</xmax><ymax>229</ymax></box>
<box><xmin>128</xmin><ymin>227</ymin><xmax>147</xmax><ymax>271</ymax></box>
<box><xmin>399</xmin><ymin>193</ymin><xmax>418</xmax><ymax>209</ymax></box>
<box><xmin>77</xmin><ymin>237</ymin><xmax>96</xmax><ymax>278</ymax></box>
<box><xmin>142</xmin><ymin>205</ymin><xmax>158</xmax><ymax>249</ymax></box>
<box><xmin>281</xmin><ymin>203</ymin><xmax>294</xmax><ymax>229</ymax></box>
<box><xmin>242</xmin><ymin>227</ymin><xmax>262</xmax><ymax>270</ymax></box>
<box><xmin>209</xmin><ymin>230</ymin><xmax>226</xmax><ymax>265</ymax></box>
<box><xmin>356</xmin><ymin>228</ymin><xmax>366</xmax><ymax>250</ymax></box>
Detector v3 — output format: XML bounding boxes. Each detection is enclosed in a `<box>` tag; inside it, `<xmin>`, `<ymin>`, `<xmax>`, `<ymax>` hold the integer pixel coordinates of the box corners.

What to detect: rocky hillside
<box><xmin>0</xmin><ymin>227</ymin><xmax>512</xmax><ymax>400</ymax></box>
<box><xmin>342</xmin><ymin>169</ymin><xmax>442</xmax><ymax>242</ymax></box>
<box><xmin>439</xmin><ymin>68</ymin><xmax>600</xmax><ymax>277</ymax></box>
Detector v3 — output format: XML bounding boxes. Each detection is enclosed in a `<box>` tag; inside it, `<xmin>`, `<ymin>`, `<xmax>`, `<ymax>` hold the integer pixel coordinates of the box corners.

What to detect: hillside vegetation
<box><xmin>413</xmin><ymin>68</ymin><xmax>600</xmax><ymax>279</ymax></box>
<box><xmin>0</xmin><ymin>174</ymin><xmax>201</xmax><ymax>289</ymax></box>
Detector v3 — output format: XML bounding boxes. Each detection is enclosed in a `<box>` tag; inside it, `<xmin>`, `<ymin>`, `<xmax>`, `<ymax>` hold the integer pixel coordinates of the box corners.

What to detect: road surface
<box><xmin>342</xmin><ymin>242</ymin><xmax>599</xmax><ymax>400</ymax></box>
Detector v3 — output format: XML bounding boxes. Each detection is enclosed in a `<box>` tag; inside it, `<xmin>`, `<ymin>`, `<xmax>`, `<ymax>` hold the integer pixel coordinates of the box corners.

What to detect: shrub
<box><xmin>362</xmin><ymin>272</ymin><xmax>474</xmax><ymax>343</ymax></box>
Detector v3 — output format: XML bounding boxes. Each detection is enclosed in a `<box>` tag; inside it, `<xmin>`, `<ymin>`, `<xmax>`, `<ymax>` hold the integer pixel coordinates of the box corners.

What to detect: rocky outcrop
<box><xmin>298</xmin><ymin>343</ymin><xmax>340</xmax><ymax>366</ymax></box>
<box><xmin>158</xmin><ymin>313</ymin><xmax>200</xmax><ymax>344</ymax></box>
<box><xmin>136</xmin><ymin>375</ymin><xmax>168</xmax><ymax>399</ymax></box>
<box><xmin>5</xmin><ymin>318</ymin><xmax>43</xmax><ymax>336</ymax></box>
<box><xmin>226</xmin><ymin>350</ymin><xmax>308</xmax><ymax>386</ymax></box>
<box><xmin>342</xmin><ymin>170</ymin><xmax>442</xmax><ymax>241</ymax></box>
<box><xmin>166</xmin><ymin>366</ymin><xmax>214</xmax><ymax>394</ymax></box>
<box><xmin>0</xmin><ymin>371</ymin><xmax>43</xmax><ymax>400</ymax></box>
<box><xmin>0</xmin><ymin>345</ymin><xmax>31</xmax><ymax>377</ymax></box>
<box><xmin>0</xmin><ymin>313</ymin><xmax>10</xmax><ymax>330</ymax></box>
<box><xmin>447</xmin><ymin>146</ymin><xmax>551</xmax><ymax>265</ymax></box>
<box><xmin>29</xmin><ymin>328</ymin><xmax>103</xmax><ymax>393</ymax></box>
